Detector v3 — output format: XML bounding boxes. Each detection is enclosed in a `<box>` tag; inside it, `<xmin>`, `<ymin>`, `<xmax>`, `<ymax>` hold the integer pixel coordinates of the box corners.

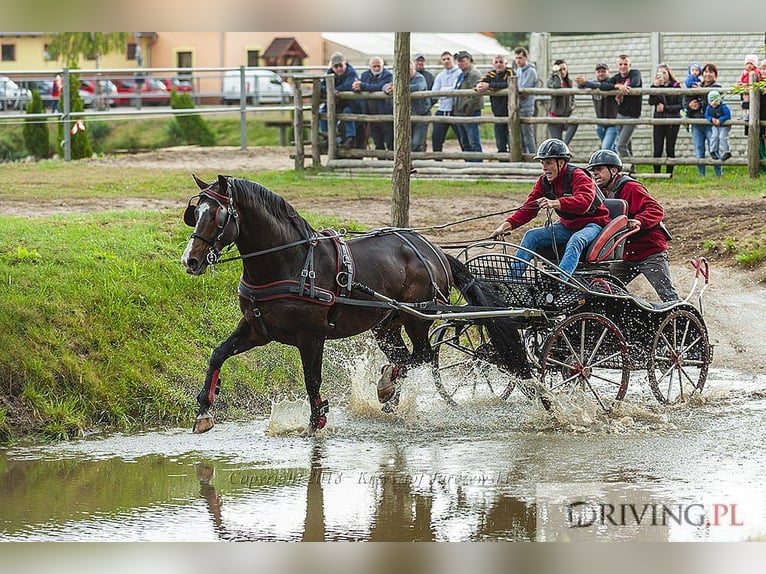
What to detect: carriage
<box><xmin>425</xmin><ymin>238</ymin><xmax>713</xmax><ymax>411</ymax></box>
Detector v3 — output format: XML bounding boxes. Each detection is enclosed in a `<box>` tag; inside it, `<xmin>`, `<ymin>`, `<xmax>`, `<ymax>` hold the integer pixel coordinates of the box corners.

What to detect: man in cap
<box><xmin>574</xmin><ymin>61</ymin><xmax>618</xmax><ymax>152</ymax></box>
<box><xmin>320</xmin><ymin>52</ymin><xmax>360</xmax><ymax>151</ymax></box>
<box><xmin>587</xmin><ymin>149</ymin><xmax>679</xmax><ymax>302</ymax></box>
<box><xmin>476</xmin><ymin>53</ymin><xmax>514</xmax><ymax>154</ymax></box>
<box><xmin>452</xmin><ymin>50</ymin><xmax>483</xmax><ymax>161</ymax></box>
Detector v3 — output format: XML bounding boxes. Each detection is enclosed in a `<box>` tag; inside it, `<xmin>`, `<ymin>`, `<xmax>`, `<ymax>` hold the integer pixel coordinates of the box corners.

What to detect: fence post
<box><xmin>239</xmin><ymin>65</ymin><xmax>247</xmax><ymax>151</ymax></box>
<box><xmin>311</xmin><ymin>78</ymin><xmax>321</xmax><ymax>167</ymax></box>
<box><xmin>508</xmin><ymin>76</ymin><xmax>521</xmax><ymax>162</ymax></box>
<box><xmin>747</xmin><ymin>85</ymin><xmax>760</xmax><ymax>178</ymax></box>
<box><xmin>293</xmin><ymin>76</ymin><xmax>304</xmax><ymax>172</ymax></box>
<box><xmin>327</xmin><ymin>74</ymin><xmax>337</xmax><ymax>161</ymax></box>
<box><xmin>62</xmin><ymin>68</ymin><xmax>71</xmax><ymax>162</ymax></box>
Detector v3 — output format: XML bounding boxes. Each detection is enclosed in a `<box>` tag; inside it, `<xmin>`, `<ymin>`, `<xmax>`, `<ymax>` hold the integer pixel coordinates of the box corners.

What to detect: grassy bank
<box><xmin>0</xmin><ymin>205</ymin><xmax>365</xmax><ymax>443</ymax></box>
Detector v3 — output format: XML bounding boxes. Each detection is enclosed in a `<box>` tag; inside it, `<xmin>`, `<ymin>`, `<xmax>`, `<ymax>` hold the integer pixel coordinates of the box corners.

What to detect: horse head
<box><xmin>181</xmin><ymin>174</ymin><xmax>239</xmax><ymax>275</ymax></box>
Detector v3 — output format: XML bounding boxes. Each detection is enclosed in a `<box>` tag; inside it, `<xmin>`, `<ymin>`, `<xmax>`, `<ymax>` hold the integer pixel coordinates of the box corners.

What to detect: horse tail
<box><xmin>445</xmin><ymin>254</ymin><xmax>532</xmax><ymax>379</ymax></box>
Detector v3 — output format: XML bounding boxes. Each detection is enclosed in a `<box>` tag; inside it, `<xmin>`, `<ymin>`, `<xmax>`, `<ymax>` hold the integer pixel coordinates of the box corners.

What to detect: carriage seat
<box><xmin>582</xmin><ymin>198</ymin><xmax>635</xmax><ymax>264</ymax></box>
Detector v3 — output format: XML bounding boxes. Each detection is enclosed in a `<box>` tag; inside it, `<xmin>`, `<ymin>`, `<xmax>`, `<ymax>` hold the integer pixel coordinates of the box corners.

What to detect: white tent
<box><xmin>322</xmin><ymin>32</ymin><xmax>511</xmax><ymax>69</ymax></box>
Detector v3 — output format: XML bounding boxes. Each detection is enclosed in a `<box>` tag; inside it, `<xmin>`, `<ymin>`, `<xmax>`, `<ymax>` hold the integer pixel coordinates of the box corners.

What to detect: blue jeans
<box><xmin>319</xmin><ymin>103</ymin><xmax>356</xmax><ymax>140</ymax></box>
<box><xmin>411</xmin><ymin>120</ymin><xmax>429</xmax><ymax>152</ymax></box>
<box><xmin>493</xmin><ymin>121</ymin><xmax>509</xmax><ymax>153</ymax></box>
<box><xmin>520</xmin><ymin>107</ymin><xmax>536</xmax><ymax>154</ymax></box>
<box><xmin>691</xmin><ymin>124</ymin><xmax>722</xmax><ymax>176</ymax></box>
<box><xmin>509</xmin><ymin>222</ymin><xmax>603</xmax><ymax>281</ymax></box>
<box><xmin>454</xmin><ymin>110</ymin><xmax>483</xmax><ymax>162</ymax></box>
<box><xmin>597</xmin><ymin>125</ymin><xmax>618</xmax><ymax>151</ymax></box>
<box><xmin>548</xmin><ymin>121</ymin><xmax>578</xmax><ymax>145</ymax></box>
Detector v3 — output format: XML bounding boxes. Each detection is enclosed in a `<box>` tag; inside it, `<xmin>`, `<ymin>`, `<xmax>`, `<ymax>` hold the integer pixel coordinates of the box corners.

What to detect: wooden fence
<box><xmin>300</xmin><ymin>75</ymin><xmax>765</xmax><ymax>178</ymax></box>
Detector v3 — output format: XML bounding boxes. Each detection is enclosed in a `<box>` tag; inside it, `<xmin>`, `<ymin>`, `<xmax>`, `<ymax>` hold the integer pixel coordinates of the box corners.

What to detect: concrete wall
<box><xmin>529</xmin><ymin>32</ymin><xmax>765</xmax><ymax>162</ymax></box>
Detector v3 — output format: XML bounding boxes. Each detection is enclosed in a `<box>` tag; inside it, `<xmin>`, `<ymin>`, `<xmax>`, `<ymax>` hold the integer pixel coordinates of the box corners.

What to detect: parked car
<box><xmin>162</xmin><ymin>77</ymin><xmax>193</xmax><ymax>95</ymax></box>
<box><xmin>79</xmin><ymin>79</ymin><xmax>118</xmax><ymax>108</ymax></box>
<box><xmin>113</xmin><ymin>77</ymin><xmax>170</xmax><ymax>106</ymax></box>
<box><xmin>222</xmin><ymin>69</ymin><xmax>293</xmax><ymax>105</ymax></box>
<box><xmin>0</xmin><ymin>76</ymin><xmax>32</xmax><ymax>110</ymax></box>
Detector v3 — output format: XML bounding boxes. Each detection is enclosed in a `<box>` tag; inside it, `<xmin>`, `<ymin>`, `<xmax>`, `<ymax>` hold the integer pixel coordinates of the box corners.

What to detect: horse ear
<box><xmin>192</xmin><ymin>174</ymin><xmax>208</xmax><ymax>190</ymax></box>
<box><xmin>217</xmin><ymin>174</ymin><xmax>230</xmax><ymax>194</ymax></box>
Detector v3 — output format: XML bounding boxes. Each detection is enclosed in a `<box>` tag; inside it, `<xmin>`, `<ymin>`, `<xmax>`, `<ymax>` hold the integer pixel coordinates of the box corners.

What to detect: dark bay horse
<box><xmin>181</xmin><ymin>174</ymin><xmax>530</xmax><ymax>435</ymax></box>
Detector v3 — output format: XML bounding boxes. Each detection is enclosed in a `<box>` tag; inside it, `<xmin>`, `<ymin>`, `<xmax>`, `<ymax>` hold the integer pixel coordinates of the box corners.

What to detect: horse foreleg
<box><xmin>193</xmin><ymin>319</ymin><xmax>263</xmax><ymax>434</ymax></box>
<box><xmin>298</xmin><ymin>338</ymin><xmax>329</xmax><ymax>436</ymax></box>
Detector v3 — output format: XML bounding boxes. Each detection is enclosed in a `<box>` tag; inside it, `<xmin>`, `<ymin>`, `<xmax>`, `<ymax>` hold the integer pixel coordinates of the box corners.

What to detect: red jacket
<box><xmin>608</xmin><ymin>177</ymin><xmax>668</xmax><ymax>261</ymax></box>
<box><xmin>506</xmin><ymin>166</ymin><xmax>610</xmax><ymax>231</ymax></box>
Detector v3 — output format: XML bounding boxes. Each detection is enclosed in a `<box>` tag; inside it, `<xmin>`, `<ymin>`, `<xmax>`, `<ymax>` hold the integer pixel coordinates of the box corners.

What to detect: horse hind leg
<box><xmin>193</xmin><ymin>320</ymin><xmax>263</xmax><ymax>434</ymax></box>
<box><xmin>372</xmin><ymin>321</ymin><xmax>410</xmax><ymax>406</ymax></box>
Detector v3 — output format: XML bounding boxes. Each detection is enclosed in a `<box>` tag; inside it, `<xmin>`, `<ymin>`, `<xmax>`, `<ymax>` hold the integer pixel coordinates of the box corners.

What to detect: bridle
<box><xmin>184</xmin><ymin>185</ymin><xmax>239</xmax><ymax>268</ymax></box>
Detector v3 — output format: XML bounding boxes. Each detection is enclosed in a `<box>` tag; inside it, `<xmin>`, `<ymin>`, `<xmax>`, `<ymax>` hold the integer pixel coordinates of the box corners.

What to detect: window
<box><xmin>247</xmin><ymin>50</ymin><xmax>260</xmax><ymax>67</ymax></box>
<box><xmin>1</xmin><ymin>44</ymin><xmax>15</xmax><ymax>62</ymax></box>
<box><xmin>127</xmin><ymin>43</ymin><xmax>138</xmax><ymax>60</ymax></box>
<box><xmin>177</xmin><ymin>51</ymin><xmax>192</xmax><ymax>69</ymax></box>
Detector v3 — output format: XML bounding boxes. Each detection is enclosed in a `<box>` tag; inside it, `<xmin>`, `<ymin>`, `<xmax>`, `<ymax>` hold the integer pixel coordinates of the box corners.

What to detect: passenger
<box><xmin>491</xmin><ymin>138</ymin><xmax>610</xmax><ymax>284</ymax></box>
<box><xmin>587</xmin><ymin>149</ymin><xmax>680</xmax><ymax>302</ymax></box>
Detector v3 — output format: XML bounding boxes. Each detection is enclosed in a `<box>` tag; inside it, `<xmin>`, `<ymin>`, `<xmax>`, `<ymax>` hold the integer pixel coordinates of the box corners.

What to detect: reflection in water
<box><xmin>0</xmin><ymin>367</ymin><xmax>765</xmax><ymax>541</ymax></box>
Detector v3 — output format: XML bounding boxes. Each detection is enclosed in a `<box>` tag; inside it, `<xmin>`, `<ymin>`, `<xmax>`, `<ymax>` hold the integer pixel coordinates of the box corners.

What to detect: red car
<box><xmin>112</xmin><ymin>77</ymin><xmax>170</xmax><ymax>106</ymax></box>
<box><xmin>162</xmin><ymin>77</ymin><xmax>193</xmax><ymax>95</ymax></box>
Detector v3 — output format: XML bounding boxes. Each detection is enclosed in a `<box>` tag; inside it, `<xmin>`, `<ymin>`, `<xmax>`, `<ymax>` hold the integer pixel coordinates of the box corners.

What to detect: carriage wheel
<box><xmin>430</xmin><ymin>321</ymin><xmax>518</xmax><ymax>407</ymax></box>
<box><xmin>539</xmin><ymin>312</ymin><xmax>630</xmax><ymax>411</ymax></box>
<box><xmin>647</xmin><ymin>309</ymin><xmax>711</xmax><ymax>404</ymax></box>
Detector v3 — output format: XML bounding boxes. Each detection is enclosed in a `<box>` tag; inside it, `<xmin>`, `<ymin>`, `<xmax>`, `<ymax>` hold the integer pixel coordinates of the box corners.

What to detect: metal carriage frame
<box><xmin>424</xmin><ymin>240</ymin><xmax>714</xmax><ymax>411</ymax></box>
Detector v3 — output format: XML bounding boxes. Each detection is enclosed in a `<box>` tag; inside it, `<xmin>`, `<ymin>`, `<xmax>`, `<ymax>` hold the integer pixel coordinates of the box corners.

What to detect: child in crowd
<box><xmin>705</xmin><ymin>90</ymin><xmax>732</xmax><ymax>161</ymax></box>
<box><xmin>684</xmin><ymin>62</ymin><xmax>702</xmax><ymax>88</ymax></box>
<box><xmin>737</xmin><ymin>54</ymin><xmax>763</xmax><ymax>121</ymax></box>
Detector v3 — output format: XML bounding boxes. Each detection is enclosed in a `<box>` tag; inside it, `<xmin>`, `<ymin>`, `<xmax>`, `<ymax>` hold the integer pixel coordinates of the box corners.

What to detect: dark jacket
<box><xmin>409</xmin><ymin>72</ymin><xmax>431</xmax><ymax>116</ymax></box>
<box><xmin>359</xmin><ymin>67</ymin><xmax>393</xmax><ymax>115</ymax></box>
<box><xmin>704</xmin><ymin>102</ymin><xmax>732</xmax><ymax>124</ymax></box>
<box><xmin>647</xmin><ymin>81</ymin><xmax>683</xmax><ymax>118</ymax></box>
<box><xmin>598</xmin><ymin>68</ymin><xmax>643</xmax><ymax>118</ymax></box>
<box><xmin>453</xmin><ymin>65</ymin><xmax>483</xmax><ymax>116</ymax></box>
<box><xmin>547</xmin><ymin>72</ymin><xmax>575</xmax><ymax>117</ymax></box>
<box><xmin>480</xmin><ymin>68</ymin><xmax>513</xmax><ymax>117</ymax></box>
<box><xmin>682</xmin><ymin>80</ymin><xmax>721</xmax><ymax>119</ymax></box>
<box><xmin>578</xmin><ymin>79</ymin><xmax>617</xmax><ymax>119</ymax></box>
<box><xmin>607</xmin><ymin>176</ymin><xmax>668</xmax><ymax>261</ymax></box>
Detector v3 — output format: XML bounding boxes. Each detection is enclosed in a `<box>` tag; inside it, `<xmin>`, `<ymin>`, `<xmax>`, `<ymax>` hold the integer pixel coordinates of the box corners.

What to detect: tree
<box><xmin>46</xmin><ymin>32</ymin><xmax>129</xmax><ymax>68</ymax></box>
<box><xmin>23</xmin><ymin>91</ymin><xmax>50</xmax><ymax>159</ymax></box>
<box><xmin>56</xmin><ymin>72</ymin><xmax>93</xmax><ymax>160</ymax></box>
<box><xmin>494</xmin><ymin>33</ymin><xmax>530</xmax><ymax>51</ymax></box>
<box><xmin>391</xmin><ymin>32</ymin><xmax>411</xmax><ymax>227</ymax></box>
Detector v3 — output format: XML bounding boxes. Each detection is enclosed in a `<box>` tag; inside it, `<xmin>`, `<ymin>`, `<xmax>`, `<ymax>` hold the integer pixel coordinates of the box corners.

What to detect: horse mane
<box><xmin>227</xmin><ymin>177</ymin><xmax>314</xmax><ymax>237</ymax></box>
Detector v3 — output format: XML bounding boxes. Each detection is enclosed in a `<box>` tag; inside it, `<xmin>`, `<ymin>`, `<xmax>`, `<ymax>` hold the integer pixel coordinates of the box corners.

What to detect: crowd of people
<box><xmin>319</xmin><ymin>49</ymin><xmax>766</xmax><ymax>177</ymax></box>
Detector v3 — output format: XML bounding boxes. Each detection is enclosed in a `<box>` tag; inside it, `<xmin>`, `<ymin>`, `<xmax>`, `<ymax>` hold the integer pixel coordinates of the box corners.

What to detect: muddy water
<box><xmin>1</xmin><ymin>358</ymin><xmax>765</xmax><ymax>542</ymax></box>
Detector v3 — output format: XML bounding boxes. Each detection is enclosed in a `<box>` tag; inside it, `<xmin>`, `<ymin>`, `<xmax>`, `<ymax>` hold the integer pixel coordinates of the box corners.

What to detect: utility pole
<box><xmin>391</xmin><ymin>32</ymin><xmax>411</xmax><ymax>227</ymax></box>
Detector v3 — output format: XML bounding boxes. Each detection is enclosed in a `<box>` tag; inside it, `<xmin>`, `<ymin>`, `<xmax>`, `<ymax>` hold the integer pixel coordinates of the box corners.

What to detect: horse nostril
<box><xmin>186</xmin><ymin>257</ymin><xmax>199</xmax><ymax>272</ymax></box>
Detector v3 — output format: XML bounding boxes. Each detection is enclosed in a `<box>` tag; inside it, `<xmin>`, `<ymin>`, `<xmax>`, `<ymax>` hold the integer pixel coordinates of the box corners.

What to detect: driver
<box><xmin>491</xmin><ymin>138</ymin><xmax>610</xmax><ymax>283</ymax></box>
<box><xmin>587</xmin><ymin>149</ymin><xmax>680</xmax><ymax>302</ymax></box>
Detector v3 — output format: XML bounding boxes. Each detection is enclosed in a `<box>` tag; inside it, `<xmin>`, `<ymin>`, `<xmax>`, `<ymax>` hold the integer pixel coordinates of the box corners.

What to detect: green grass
<box><xmin>0</xmin><ymin>208</ymin><xmax>363</xmax><ymax>442</ymax></box>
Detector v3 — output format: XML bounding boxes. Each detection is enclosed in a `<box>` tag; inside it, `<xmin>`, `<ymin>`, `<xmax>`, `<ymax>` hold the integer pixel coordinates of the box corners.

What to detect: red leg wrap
<box><xmin>207</xmin><ymin>370</ymin><xmax>220</xmax><ymax>405</ymax></box>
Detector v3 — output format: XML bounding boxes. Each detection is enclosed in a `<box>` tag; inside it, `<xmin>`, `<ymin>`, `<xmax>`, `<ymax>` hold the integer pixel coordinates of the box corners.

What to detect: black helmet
<box><xmin>533</xmin><ymin>138</ymin><xmax>571</xmax><ymax>161</ymax></box>
<box><xmin>587</xmin><ymin>149</ymin><xmax>622</xmax><ymax>170</ymax></box>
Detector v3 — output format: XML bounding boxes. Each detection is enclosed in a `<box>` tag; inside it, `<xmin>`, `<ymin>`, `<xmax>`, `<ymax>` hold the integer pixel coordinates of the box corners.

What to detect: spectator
<box><xmin>683</xmin><ymin>63</ymin><xmax>723</xmax><ymax>176</ymax></box>
<box><xmin>431</xmin><ymin>51</ymin><xmax>461</xmax><ymax>158</ymax></box>
<box><xmin>684</xmin><ymin>62</ymin><xmax>702</xmax><ymax>89</ymax></box>
<box><xmin>353</xmin><ymin>56</ymin><xmax>393</xmax><ymax>151</ymax></box>
<box><xmin>587</xmin><ymin>149</ymin><xmax>679</xmax><ymax>302</ymax></box>
<box><xmin>51</xmin><ymin>73</ymin><xmax>62</xmax><ymax>113</ymax></box>
<box><xmin>475</xmin><ymin>54</ymin><xmax>513</xmax><ymax>154</ymax></box>
<box><xmin>385</xmin><ymin>61</ymin><xmax>431</xmax><ymax>152</ymax></box>
<box><xmin>574</xmin><ymin>61</ymin><xmax>618</xmax><ymax>152</ymax></box>
<box><xmin>546</xmin><ymin>59</ymin><xmax>577</xmax><ymax>144</ymax></box>
<box><xmin>413</xmin><ymin>53</ymin><xmax>435</xmax><ymax>152</ymax></box>
<box><xmin>758</xmin><ymin>62</ymin><xmax>766</xmax><ymax>174</ymax></box>
<box><xmin>452</xmin><ymin>50</ymin><xmax>483</xmax><ymax>161</ymax></box>
<box><xmin>705</xmin><ymin>90</ymin><xmax>732</xmax><ymax>162</ymax></box>
<box><xmin>647</xmin><ymin>63</ymin><xmax>682</xmax><ymax>175</ymax></box>
<box><xmin>513</xmin><ymin>47</ymin><xmax>538</xmax><ymax>155</ymax></box>
<box><xmin>319</xmin><ymin>52</ymin><xmax>359</xmax><ymax>151</ymax></box>
<box><xmin>737</xmin><ymin>53</ymin><xmax>763</xmax><ymax>122</ymax></box>
<box><xmin>490</xmin><ymin>138</ymin><xmax>610</xmax><ymax>284</ymax></box>
<box><xmin>595</xmin><ymin>54</ymin><xmax>643</xmax><ymax>158</ymax></box>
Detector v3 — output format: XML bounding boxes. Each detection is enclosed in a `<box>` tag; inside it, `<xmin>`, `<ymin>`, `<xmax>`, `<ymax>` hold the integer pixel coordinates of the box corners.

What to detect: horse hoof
<box><xmin>192</xmin><ymin>413</ymin><xmax>214</xmax><ymax>434</ymax></box>
<box><xmin>377</xmin><ymin>364</ymin><xmax>397</xmax><ymax>403</ymax></box>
